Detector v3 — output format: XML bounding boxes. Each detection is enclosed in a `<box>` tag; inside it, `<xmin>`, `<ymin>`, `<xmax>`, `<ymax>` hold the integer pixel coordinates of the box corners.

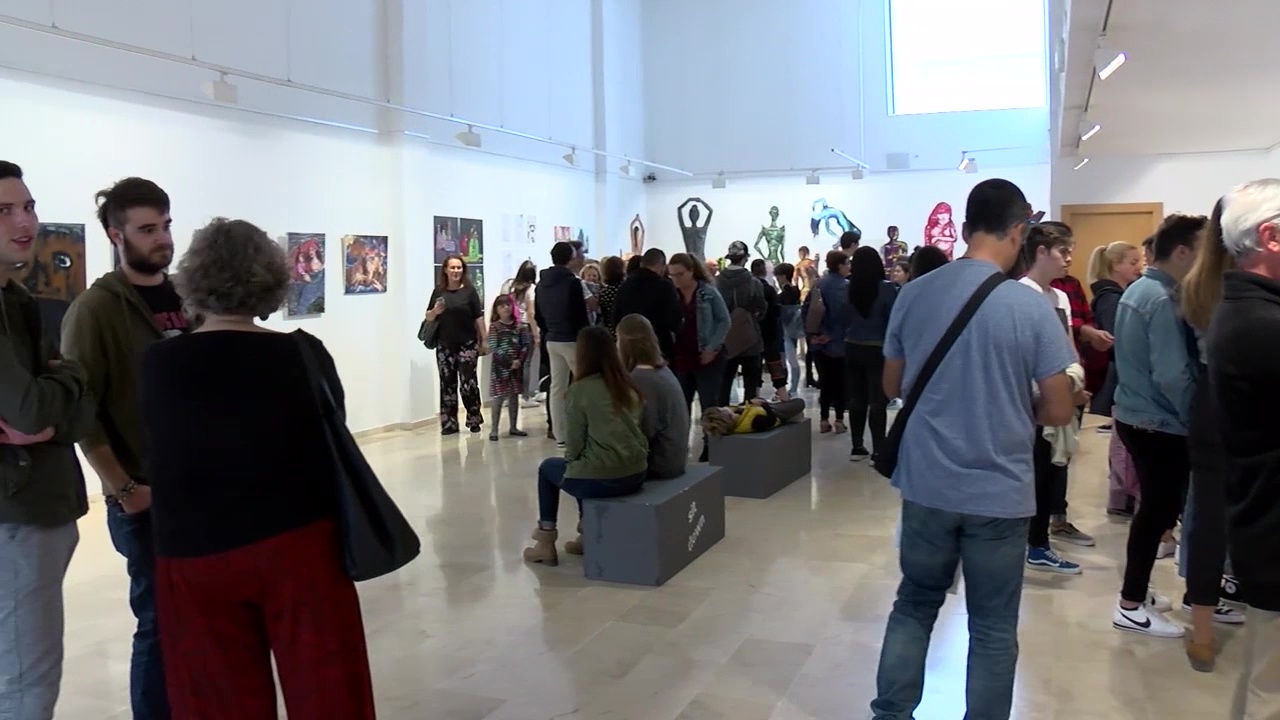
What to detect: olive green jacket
<box><xmin>563</xmin><ymin>376</ymin><xmax>648</xmax><ymax>480</ymax></box>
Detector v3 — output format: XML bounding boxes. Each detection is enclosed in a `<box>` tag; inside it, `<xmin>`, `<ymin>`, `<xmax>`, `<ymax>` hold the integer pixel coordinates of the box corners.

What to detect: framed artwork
<box><xmin>458</xmin><ymin>218</ymin><xmax>484</xmax><ymax>264</ymax></box>
<box><xmin>434</xmin><ymin>216</ymin><xmax>461</xmax><ymax>264</ymax></box>
<box><xmin>285</xmin><ymin>233</ymin><xmax>326</xmax><ymax>317</ymax></box>
<box><xmin>20</xmin><ymin>223</ymin><xmax>86</xmax><ymax>345</ymax></box>
<box><xmin>342</xmin><ymin>234</ymin><xmax>388</xmax><ymax>294</ymax></box>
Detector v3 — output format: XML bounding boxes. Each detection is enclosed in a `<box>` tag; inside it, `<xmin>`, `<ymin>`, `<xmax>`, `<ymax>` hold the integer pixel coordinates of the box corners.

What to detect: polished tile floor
<box><xmin>58</xmin><ymin>399</ymin><xmax>1238</xmax><ymax>719</ymax></box>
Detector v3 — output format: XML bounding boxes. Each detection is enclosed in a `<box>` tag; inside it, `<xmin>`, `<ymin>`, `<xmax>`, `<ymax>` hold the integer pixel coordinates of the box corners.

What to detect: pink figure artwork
<box><xmin>924</xmin><ymin>202</ymin><xmax>958</xmax><ymax>260</ymax></box>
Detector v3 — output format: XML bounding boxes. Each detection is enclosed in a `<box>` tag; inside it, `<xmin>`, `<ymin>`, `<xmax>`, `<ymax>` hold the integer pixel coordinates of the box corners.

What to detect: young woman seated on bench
<box><xmin>523</xmin><ymin>326</ymin><xmax>649</xmax><ymax>566</ymax></box>
<box><xmin>616</xmin><ymin>313</ymin><xmax>690</xmax><ymax>479</ymax></box>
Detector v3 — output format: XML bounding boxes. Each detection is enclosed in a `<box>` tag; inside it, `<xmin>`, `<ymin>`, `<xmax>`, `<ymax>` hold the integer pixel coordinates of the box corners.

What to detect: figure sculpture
<box><xmin>880</xmin><ymin>225</ymin><xmax>908</xmax><ymax>271</ymax></box>
<box><xmin>677</xmin><ymin>198</ymin><xmax>713</xmax><ymax>260</ymax></box>
<box><xmin>755</xmin><ymin>206</ymin><xmax>786</xmax><ymax>265</ymax></box>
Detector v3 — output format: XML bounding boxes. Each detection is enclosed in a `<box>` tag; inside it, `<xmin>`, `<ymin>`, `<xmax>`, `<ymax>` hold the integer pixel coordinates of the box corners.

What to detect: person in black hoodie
<box><xmin>611</xmin><ymin>248</ymin><xmax>682</xmax><ymax>360</ymax></box>
<box><xmin>535</xmin><ymin>242</ymin><xmax>589</xmax><ymax>446</ymax></box>
<box><xmin>716</xmin><ymin>241</ymin><xmax>767</xmax><ymax>405</ymax></box>
<box><xmin>751</xmin><ymin>259</ymin><xmax>788</xmax><ymax>399</ymax></box>
<box><xmin>1209</xmin><ymin>179</ymin><xmax>1280</xmax><ymax>715</ymax></box>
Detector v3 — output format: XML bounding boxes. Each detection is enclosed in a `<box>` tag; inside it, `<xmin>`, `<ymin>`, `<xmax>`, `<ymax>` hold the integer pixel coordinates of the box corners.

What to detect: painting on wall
<box><xmin>285</xmin><ymin>232</ymin><xmax>326</xmax><ymax>317</ymax></box>
<box><xmin>553</xmin><ymin>225</ymin><xmax>572</xmax><ymax>245</ymax></box>
<box><xmin>810</xmin><ymin>199</ymin><xmax>861</xmax><ymax>249</ymax></box>
<box><xmin>923</xmin><ymin>202</ymin><xmax>958</xmax><ymax>260</ymax></box>
<box><xmin>19</xmin><ymin>223</ymin><xmax>86</xmax><ymax>343</ymax></box>
<box><xmin>525</xmin><ymin>215</ymin><xmax>537</xmax><ymax>245</ymax></box>
<box><xmin>434</xmin><ymin>216</ymin><xmax>460</xmax><ymax>264</ymax></box>
<box><xmin>468</xmin><ymin>265</ymin><xmax>485</xmax><ymax>300</ymax></box>
<box><xmin>629</xmin><ymin>215</ymin><xmax>645</xmax><ymax>256</ymax></box>
<box><xmin>342</xmin><ymin>234</ymin><xmax>388</xmax><ymax>295</ymax></box>
<box><xmin>458</xmin><ymin>218</ymin><xmax>484</xmax><ymax>263</ymax></box>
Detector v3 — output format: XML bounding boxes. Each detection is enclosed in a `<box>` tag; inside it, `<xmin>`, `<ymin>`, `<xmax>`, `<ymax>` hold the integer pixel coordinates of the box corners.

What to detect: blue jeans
<box><xmin>107</xmin><ymin>504</ymin><xmax>169</xmax><ymax>720</ymax></box>
<box><xmin>872</xmin><ymin>500</ymin><xmax>1029</xmax><ymax>720</ymax></box>
<box><xmin>537</xmin><ymin>457</ymin><xmax>644</xmax><ymax>525</ymax></box>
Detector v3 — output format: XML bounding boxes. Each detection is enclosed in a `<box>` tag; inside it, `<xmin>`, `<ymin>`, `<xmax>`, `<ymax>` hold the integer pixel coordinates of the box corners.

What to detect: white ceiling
<box><xmin>1061</xmin><ymin>0</ymin><xmax>1280</xmax><ymax>157</ymax></box>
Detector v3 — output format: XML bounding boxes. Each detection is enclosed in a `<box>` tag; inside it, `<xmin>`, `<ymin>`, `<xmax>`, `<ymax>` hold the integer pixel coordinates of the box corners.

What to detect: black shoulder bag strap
<box><xmin>874</xmin><ymin>271</ymin><xmax>1007</xmax><ymax>479</ymax></box>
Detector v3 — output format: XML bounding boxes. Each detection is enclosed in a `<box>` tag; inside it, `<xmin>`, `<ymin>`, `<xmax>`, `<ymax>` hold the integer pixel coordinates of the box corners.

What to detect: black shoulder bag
<box><xmin>874</xmin><ymin>271</ymin><xmax>1007</xmax><ymax>479</ymax></box>
<box><xmin>293</xmin><ymin>333</ymin><xmax>421</xmax><ymax>581</ymax></box>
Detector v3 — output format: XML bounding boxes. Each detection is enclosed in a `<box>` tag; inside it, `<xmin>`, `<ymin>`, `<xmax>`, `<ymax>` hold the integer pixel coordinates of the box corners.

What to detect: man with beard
<box><xmin>0</xmin><ymin>160</ymin><xmax>96</xmax><ymax>720</ymax></box>
<box><xmin>62</xmin><ymin>177</ymin><xmax>187</xmax><ymax>720</ymax></box>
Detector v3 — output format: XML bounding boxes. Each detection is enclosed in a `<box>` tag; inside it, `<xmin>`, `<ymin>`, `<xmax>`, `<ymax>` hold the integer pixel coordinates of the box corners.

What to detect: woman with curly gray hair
<box><xmin>138</xmin><ymin>218</ymin><xmax>376</xmax><ymax>718</ymax></box>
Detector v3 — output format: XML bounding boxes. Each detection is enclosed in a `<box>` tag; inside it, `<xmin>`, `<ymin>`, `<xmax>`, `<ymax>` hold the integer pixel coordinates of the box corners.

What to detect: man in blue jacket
<box><xmin>1111</xmin><ymin>213</ymin><xmax>1204</xmax><ymax>639</ymax></box>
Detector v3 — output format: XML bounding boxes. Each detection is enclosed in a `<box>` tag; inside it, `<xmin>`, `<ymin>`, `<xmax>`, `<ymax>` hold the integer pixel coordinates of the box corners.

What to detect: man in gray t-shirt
<box><xmin>871</xmin><ymin>179</ymin><xmax>1076</xmax><ymax>720</ymax></box>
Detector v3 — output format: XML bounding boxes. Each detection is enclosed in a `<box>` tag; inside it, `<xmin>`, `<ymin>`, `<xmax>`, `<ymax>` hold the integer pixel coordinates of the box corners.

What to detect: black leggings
<box><xmin>1028</xmin><ymin>431</ymin><xmax>1068</xmax><ymax>548</ymax></box>
<box><xmin>844</xmin><ymin>343</ymin><xmax>887</xmax><ymax>451</ymax></box>
<box><xmin>1116</xmin><ymin>422</ymin><xmax>1190</xmax><ymax>604</ymax></box>
<box><xmin>815</xmin><ymin>353</ymin><xmax>846</xmax><ymax>422</ymax></box>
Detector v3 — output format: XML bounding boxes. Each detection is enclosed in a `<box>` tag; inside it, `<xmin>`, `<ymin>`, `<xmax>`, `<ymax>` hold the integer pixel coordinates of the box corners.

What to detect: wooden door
<box><xmin>1060</xmin><ymin>203</ymin><xmax>1164</xmax><ymax>296</ymax></box>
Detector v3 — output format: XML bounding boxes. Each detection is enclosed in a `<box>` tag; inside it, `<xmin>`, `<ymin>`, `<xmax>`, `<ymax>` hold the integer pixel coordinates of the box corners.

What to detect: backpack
<box><xmin>722</xmin><ymin>285</ymin><xmax>761</xmax><ymax>359</ymax></box>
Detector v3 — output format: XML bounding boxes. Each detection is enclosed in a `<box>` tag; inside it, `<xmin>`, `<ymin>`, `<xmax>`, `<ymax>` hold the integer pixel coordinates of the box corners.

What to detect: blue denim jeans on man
<box><xmin>872</xmin><ymin>500</ymin><xmax>1029</xmax><ymax>720</ymax></box>
<box><xmin>107</xmin><ymin>504</ymin><xmax>169</xmax><ymax>719</ymax></box>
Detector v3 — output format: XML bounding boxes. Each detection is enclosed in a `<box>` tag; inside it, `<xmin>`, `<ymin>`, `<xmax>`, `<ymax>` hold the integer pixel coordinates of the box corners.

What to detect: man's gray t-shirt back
<box><xmin>884</xmin><ymin>259</ymin><xmax>1075</xmax><ymax>519</ymax></box>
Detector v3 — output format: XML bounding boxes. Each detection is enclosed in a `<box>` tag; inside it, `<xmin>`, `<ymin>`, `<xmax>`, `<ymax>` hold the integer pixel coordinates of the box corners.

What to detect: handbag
<box><xmin>417</xmin><ymin>318</ymin><xmax>440</xmax><ymax>349</ymax></box>
<box><xmin>874</xmin><ymin>271</ymin><xmax>1007</xmax><ymax>479</ymax></box>
<box><xmin>804</xmin><ymin>283</ymin><xmax>826</xmax><ymax>335</ymax></box>
<box><xmin>723</xmin><ymin>287</ymin><xmax>761</xmax><ymax>359</ymax></box>
<box><xmin>292</xmin><ymin>333</ymin><xmax>422</xmax><ymax>581</ymax></box>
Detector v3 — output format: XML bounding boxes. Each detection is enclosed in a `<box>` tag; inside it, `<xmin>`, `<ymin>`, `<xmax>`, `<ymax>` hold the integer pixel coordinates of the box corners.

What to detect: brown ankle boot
<box><xmin>522</xmin><ymin>528</ymin><xmax>559</xmax><ymax>566</ymax></box>
<box><xmin>1185</xmin><ymin>637</ymin><xmax>1217</xmax><ymax>673</ymax></box>
<box><xmin>564</xmin><ymin>522</ymin><xmax>584</xmax><ymax>556</ymax></box>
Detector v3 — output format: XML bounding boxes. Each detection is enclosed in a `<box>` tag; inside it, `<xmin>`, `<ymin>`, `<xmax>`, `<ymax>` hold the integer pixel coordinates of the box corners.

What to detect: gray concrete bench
<box><xmin>707</xmin><ymin>418</ymin><xmax>812</xmax><ymax>499</ymax></box>
<box><xmin>581</xmin><ymin>465</ymin><xmax>726</xmax><ymax>586</ymax></box>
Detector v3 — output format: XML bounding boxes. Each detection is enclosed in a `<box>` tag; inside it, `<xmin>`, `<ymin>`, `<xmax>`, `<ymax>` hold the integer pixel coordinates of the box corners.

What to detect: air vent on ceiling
<box><xmin>885</xmin><ymin>152</ymin><xmax>911</xmax><ymax>171</ymax></box>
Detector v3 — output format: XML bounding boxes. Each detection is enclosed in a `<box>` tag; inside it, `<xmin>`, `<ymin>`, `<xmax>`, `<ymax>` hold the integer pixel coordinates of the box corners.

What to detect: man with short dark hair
<box><xmin>535</xmin><ymin>241</ymin><xmax>589</xmax><ymax>446</ymax></box>
<box><xmin>1111</xmin><ymin>212</ymin><xmax>1204</xmax><ymax>640</ymax></box>
<box><xmin>1211</xmin><ymin>178</ymin><xmax>1280</xmax><ymax>717</ymax></box>
<box><xmin>0</xmin><ymin>160</ymin><xmax>96</xmax><ymax>720</ymax></box>
<box><xmin>62</xmin><ymin>176</ymin><xmax>187</xmax><ymax>719</ymax></box>
<box><xmin>871</xmin><ymin>179</ymin><xmax>1076</xmax><ymax>720</ymax></box>
<box><xmin>839</xmin><ymin>230</ymin><xmax>860</xmax><ymax>256</ymax></box>
<box><xmin>611</xmin><ymin>248</ymin><xmax>682</xmax><ymax>360</ymax></box>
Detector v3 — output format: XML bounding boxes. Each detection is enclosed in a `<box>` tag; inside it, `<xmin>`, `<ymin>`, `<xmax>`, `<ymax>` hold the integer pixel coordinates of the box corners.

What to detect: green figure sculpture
<box><xmin>755</xmin><ymin>206</ymin><xmax>786</xmax><ymax>266</ymax></box>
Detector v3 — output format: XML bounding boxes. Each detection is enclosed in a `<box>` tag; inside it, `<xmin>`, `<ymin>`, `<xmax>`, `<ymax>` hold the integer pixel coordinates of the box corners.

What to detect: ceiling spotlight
<box><xmin>805</xmin><ymin>172</ymin><xmax>821</xmax><ymax>186</ymax></box>
<box><xmin>455</xmin><ymin>125</ymin><xmax>482</xmax><ymax>148</ymax></box>
<box><xmin>619</xmin><ymin>161</ymin><xmax>633</xmax><ymax>177</ymax></box>
<box><xmin>711</xmin><ymin>172</ymin><xmax>726</xmax><ymax>189</ymax></box>
<box><xmin>1080</xmin><ymin>120</ymin><xmax>1101</xmax><ymax>142</ymax></box>
<box><xmin>202</xmin><ymin>73</ymin><xmax>238</xmax><ymax>104</ymax></box>
<box><xmin>851</xmin><ymin>167</ymin><xmax>865</xmax><ymax>180</ymax></box>
<box><xmin>958</xmin><ymin>155</ymin><xmax>976</xmax><ymax>173</ymax></box>
<box><xmin>562</xmin><ymin>149</ymin><xmax>578</xmax><ymax>167</ymax></box>
<box><xmin>1073</xmin><ymin>157</ymin><xmax>1090</xmax><ymax>171</ymax></box>
<box><xmin>1095</xmin><ymin>43</ymin><xmax>1126</xmax><ymax>80</ymax></box>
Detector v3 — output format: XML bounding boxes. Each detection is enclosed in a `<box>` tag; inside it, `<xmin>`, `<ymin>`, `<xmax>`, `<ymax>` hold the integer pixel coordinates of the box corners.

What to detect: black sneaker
<box><xmin>1221</xmin><ymin>575</ymin><xmax>1244</xmax><ymax>607</ymax></box>
<box><xmin>850</xmin><ymin>446</ymin><xmax>871</xmax><ymax>462</ymax></box>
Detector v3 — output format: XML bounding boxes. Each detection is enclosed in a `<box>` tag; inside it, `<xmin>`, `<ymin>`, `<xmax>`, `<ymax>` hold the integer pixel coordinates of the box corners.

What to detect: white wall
<box><xmin>1051</xmin><ymin>150</ymin><xmax>1280</xmax><ymax>217</ymax></box>
<box><xmin>641</xmin><ymin>0</ymin><xmax>1049</xmax><ymax>176</ymax></box>
<box><xmin>645</xmin><ymin>165</ymin><xmax>1050</xmax><ymax>262</ymax></box>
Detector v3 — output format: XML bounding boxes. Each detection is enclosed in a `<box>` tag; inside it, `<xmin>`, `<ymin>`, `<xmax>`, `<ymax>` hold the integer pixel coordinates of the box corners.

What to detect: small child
<box><xmin>487</xmin><ymin>295</ymin><xmax>531</xmax><ymax>441</ymax></box>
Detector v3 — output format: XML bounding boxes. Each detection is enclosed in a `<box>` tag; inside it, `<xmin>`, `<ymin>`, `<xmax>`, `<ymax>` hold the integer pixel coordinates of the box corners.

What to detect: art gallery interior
<box><xmin>1</xmin><ymin>0</ymin><xmax>1273</xmax><ymax>717</ymax></box>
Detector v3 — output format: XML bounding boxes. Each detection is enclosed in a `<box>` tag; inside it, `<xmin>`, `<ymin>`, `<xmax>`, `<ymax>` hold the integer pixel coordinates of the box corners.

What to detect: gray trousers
<box><xmin>0</xmin><ymin>522</ymin><xmax>79</xmax><ymax>720</ymax></box>
<box><xmin>1233</xmin><ymin>607</ymin><xmax>1280</xmax><ymax>720</ymax></box>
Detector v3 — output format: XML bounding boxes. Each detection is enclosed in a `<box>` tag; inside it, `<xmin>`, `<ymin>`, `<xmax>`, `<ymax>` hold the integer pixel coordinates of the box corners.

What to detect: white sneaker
<box><xmin>1156</xmin><ymin>539</ymin><xmax>1178</xmax><ymax>559</ymax></box>
<box><xmin>1113</xmin><ymin>603</ymin><xmax>1184</xmax><ymax>638</ymax></box>
<box><xmin>1147</xmin><ymin>587</ymin><xmax>1173</xmax><ymax>613</ymax></box>
<box><xmin>534</xmin><ymin>392</ymin><xmax>547</xmax><ymax>402</ymax></box>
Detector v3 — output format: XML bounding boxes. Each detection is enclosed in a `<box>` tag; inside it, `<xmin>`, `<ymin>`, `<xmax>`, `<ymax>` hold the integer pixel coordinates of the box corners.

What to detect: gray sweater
<box><xmin>631</xmin><ymin>366</ymin><xmax>689</xmax><ymax>478</ymax></box>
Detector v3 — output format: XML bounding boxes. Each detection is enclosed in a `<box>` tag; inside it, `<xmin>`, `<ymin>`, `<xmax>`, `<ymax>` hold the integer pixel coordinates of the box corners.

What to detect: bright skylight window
<box><xmin>887</xmin><ymin>0</ymin><xmax>1048</xmax><ymax>115</ymax></box>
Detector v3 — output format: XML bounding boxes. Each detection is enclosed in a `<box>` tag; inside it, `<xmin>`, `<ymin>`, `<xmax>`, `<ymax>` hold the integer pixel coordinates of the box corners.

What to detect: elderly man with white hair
<box><xmin>1209</xmin><ymin>177</ymin><xmax>1280</xmax><ymax>720</ymax></box>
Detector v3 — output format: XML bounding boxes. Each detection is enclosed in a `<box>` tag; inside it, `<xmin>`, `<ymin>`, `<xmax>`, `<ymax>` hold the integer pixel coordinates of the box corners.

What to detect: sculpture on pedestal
<box><xmin>677</xmin><ymin>198</ymin><xmax>713</xmax><ymax>260</ymax></box>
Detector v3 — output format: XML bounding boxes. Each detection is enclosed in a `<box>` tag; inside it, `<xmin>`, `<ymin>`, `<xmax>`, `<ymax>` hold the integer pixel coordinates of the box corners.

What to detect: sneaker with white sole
<box><xmin>1050</xmin><ymin>521</ymin><xmax>1097</xmax><ymax>547</ymax></box>
<box><xmin>1157</xmin><ymin>539</ymin><xmax>1179</xmax><ymax>559</ymax></box>
<box><xmin>1147</xmin><ymin>587</ymin><xmax>1173</xmax><ymax>613</ymax></box>
<box><xmin>1113</xmin><ymin>603</ymin><xmax>1184</xmax><ymax>638</ymax></box>
<box><xmin>1221</xmin><ymin>575</ymin><xmax>1245</xmax><ymax>607</ymax></box>
<box><xmin>1026</xmin><ymin>546</ymin><xmax>1082</xmax><ymax>575</ymax></box>
<box><xmin>1181</xmin><ymin>597</ymin><xmax>1246</xmax><ymax>625</ymax></box>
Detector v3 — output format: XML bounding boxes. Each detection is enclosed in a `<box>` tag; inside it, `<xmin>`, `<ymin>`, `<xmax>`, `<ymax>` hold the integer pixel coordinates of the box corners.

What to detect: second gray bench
<box><xmin>581</xmin><ymin>464</ymin><xmax>726</xmax><ymax>586</ymax></box>
<box><xmin>707</xmin><ymin>418</ymin><xmax>812</xmax><ymax>498</ymax></box>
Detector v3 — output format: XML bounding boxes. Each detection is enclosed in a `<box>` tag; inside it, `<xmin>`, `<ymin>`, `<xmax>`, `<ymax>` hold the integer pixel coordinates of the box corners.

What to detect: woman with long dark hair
<box><xmin>523</xmin><ymin>326</ymin><xmax>649</xmax><ymax>566</ymax></box>
<box><xmin>844</xmin><ymin>246</ymin><xmax>897</xmax><ymax>461</ymax></box>
<box><xmin>667</xmin><ymin>252</ymin><xmax>730</xmax><ymax>461</ymax></box>
<box><xmin>909</xmin><ymin>245</ymin><xmax>950</xmax><ymax>280</ymax></box>
<box><xmin>426</xmin><ymin>255</ymin><xmax>488</xmax><ymax>434</ymax></box>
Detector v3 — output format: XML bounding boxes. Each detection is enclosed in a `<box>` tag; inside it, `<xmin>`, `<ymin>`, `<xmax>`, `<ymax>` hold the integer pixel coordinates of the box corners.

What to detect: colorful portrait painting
<box><xmin>468</xmin><ymin>266</ymin><xmax>485</xmax><ymax>301</ymax></box>
<box><xmin>458</xmin><ymin>218</ymin><xmax>484</xmax><ymax>264</ymax></box>
<box><xmin>434</xmin><ymin>216</ymin><xmax>460</xmax><ymax>264</ymax></box>
<box><xmin>20</xmin><ymin>223</ymin><xmax>86</xmax><ymax>343</ymax></box>
<box><xmin>342</xmin><ymin>234</ymin><xmax>388</xmax><ymax>295</ymax></box>
<box><xmin>286</xmin><ymin>233</ymin><xmax>326</xmax><ymax>317</ymax></box>
<box><xmin>923</xmin><ymin>202</ymin><xmax>958</xmax><ymax>260</ymax></box>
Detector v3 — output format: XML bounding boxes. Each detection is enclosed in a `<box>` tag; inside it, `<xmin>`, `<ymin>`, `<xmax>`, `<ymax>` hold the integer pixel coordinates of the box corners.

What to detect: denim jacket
<box><xmin>845</xmin><ymin>281</ymin><xmax>897</xmax><ymax>345</ymax></box>
<box><xmin>694</xmin><ymin>280</ymin><xmax>730</xmax><ymax>351</ymax></box>
<box><xmin>1112</xmin><ymin>267</ymin><xmax>1198</xmax><ymax>435</ymax></box>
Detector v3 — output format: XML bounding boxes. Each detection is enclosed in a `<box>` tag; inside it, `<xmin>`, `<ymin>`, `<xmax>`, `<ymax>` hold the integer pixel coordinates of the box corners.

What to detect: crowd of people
<box><xmin>3</xmin><ymin>152</ymin><xmax>1278</xmax><ymax>720</ymax></box>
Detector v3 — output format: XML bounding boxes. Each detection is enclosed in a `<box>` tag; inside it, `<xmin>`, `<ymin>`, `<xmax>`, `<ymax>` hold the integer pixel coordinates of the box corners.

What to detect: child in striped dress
<box><xmin>487</xmin><ymin>295</ymin><xmax>532</xmax><ymax>440</ymax></box>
